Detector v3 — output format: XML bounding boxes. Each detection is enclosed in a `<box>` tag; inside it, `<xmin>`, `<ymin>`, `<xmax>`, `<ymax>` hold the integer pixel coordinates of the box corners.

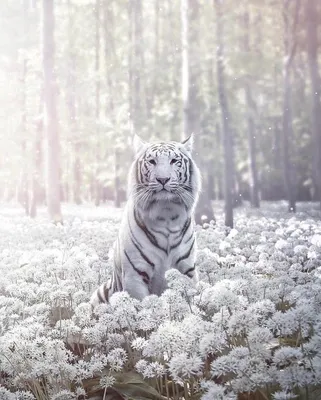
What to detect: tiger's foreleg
<box><xmin>174</xmin><ymin>239</ymin><xmax>198</xmax><ymax>284</ymax></box>
<box><xmin>121</xmin><ymin>250</ymin><xmax>153</xmax><ymax>301</ymax></box>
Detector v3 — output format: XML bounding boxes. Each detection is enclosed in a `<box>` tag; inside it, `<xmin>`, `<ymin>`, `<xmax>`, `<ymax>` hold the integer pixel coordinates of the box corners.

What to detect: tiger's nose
<box><xmin>156</xmin><ymin>177</ymin><xmax>170</xmax><ymax>186</ymax></box>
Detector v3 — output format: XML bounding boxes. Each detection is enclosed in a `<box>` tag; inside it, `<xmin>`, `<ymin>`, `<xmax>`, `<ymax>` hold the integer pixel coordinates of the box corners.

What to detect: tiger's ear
<box><xmin>133</xmin><ymin>134</ymin><xmax>148</xmax><ymax>154</ymax></box>
<box><xmin>181</xmin><ymin>134</ymin><xmax>194</xmax><ymax>153</ymax></box>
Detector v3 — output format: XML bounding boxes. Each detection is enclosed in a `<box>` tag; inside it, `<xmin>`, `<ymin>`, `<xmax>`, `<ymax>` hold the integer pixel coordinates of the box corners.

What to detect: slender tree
<box><xmin>18</xmin><ymin>0</ymin><xmax>30</xmax><ymax>215</ymax></box>
<box><xmin>306</xmin><ymin>0</ymin><xmax>321</xmax><ymax>208</ymax></box>
<box><xmin>42</xmin><ymin>0</ymin><xmax>62</xmax><ymax>223</ymax></box>
<box><xmin>281</xmin><ymin>0</ymin><xmax>300</xmax><ymax>212</ymax></box>
<box><xmin>243</xmin><ymin>7</ymin><xmax>260</xmax><ymax>208</ymax></box>
<box><xmin>150</xmin><ymin>0</ymin><xmax>160</xmax><ymax>121</ymax></box>
<box><xmin>30</xmin><ymin>99</ymin><xmax>44</xmax><ymax>218</ymax></box>
<box><xmin>182</xmin><ymin>0</ymin><xmax>215</xmax><ymax>225</ymax></box>
<box><xmin>94</xmin><ymin>0</ymin><xmax>101</xmax><ymax>206</ymax></box>
<box><xmin>129</xmin><ymin>0</ymin><xmax>144</xmax><ymax>133</ymax></box>
<box><xmin>214</xmin><ymin>0</ymin><xmax>233</xmax><ymax>228</ymax></box>
<box><xmin>181</xmin><ymin>0</ymin><xmax>189</xmax><ymax>140</ymax></box>
<box><xmin>67</xmin><ymin>0</ymin><xmax>81</xmax><ymax>205</ymax></box>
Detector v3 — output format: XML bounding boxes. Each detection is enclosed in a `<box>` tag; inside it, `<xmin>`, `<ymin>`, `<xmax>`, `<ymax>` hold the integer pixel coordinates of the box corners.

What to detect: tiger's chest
<box><xmin>145</xmin><ymin>202</ymin><xmax>194</xmax><ymax>294</ymax></box>
<box><xmin>149</xmin><ymin>202</ymin><xmax>186</xmax><ymax>234</ymax></box>
<box><xmin>142</xmin><ymin>201</ymin><xmax>193</xmax><ymax>264</ymax></box>
<box><xmin>121</xmin><ymin>200</ymin><xmax>195</xmax><ymax>296</ymax></box>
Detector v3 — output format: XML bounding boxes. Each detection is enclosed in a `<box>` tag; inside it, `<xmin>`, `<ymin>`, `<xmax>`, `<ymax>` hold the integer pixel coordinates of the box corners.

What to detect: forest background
<box><xmin>0</xmin><ymin>0</ymin><xmax>320</xmax><ymax>227</ymax></box>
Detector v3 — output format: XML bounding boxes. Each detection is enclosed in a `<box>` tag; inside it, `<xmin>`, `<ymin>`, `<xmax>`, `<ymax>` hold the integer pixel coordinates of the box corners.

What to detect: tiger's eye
<box><xmin>149</xmin><ymin>159</ymin><xmax>156</xmax><ymax>165</ymax></box>
<box><xmin>170</xmin><ymin>159</ymin><xmax>178</xmax><ymax>165</ymax></box>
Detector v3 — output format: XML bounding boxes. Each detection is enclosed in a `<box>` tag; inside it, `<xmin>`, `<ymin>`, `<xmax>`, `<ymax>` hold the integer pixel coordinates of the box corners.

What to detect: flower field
<box><xmin>1</xmin><ymin>202</ymin><xmax>321</xmax><ymax>400</ymax></box>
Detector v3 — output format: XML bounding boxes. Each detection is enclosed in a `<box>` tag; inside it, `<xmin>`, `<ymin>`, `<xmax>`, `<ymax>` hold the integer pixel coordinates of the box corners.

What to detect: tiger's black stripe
<box><xmin>127</xmin><ymin>215</ymin><xmax>155</xmax><ymax>267</ymax></box>
<box><xmin>184</xmin><ymin>265</ymin><xmax>195</xmax><ymax>277</ymax></box>
<box><xmin>124</xmin><ymin>250</ymin><xmax>150</xmax><ymax>284</ymax></box>
<box><xmin>167</xmin><ymin>228</ymin><xmax>181</xmax><ymax>234</ymax></box>
<box><xmin>183</xmin><ymin>158</ymin><xmax>189</xmax><ymax>183</ymax></box>
<box><xmin>134</xmin><ymin>208</ymin><xmax>167</xmax><ymax>253</ymax></box>
<box><xmin>188</xmin><ymin>156</ymin><xmax>193</xmax><ymax>186</ymax></box>
<box><xmin>176</xmin><ymin>237</ymin><xmax>195</xmax><ymax>265</ymax></box>
<box><xmin>184</xmin><ymin>231</ymin><xmax>194</xmax><ymax>244</ymax></box>
<box><xmin>170</xmin><ymin>217</ymin><xmax>192</xmax><ymax>251</ymax></box>
<box><xmin>97</xmin><ymin>289</ymin><xmax>105</xmax><ymax>303</ymax></box>
<box><xmin>103</xmin><ymin>282</ymin><xmax>110</xmax><ymax>301</ymax></box>
<box><xmin>150</xmin><ymin>227</ymin><xmax>169</xmax><ymax>238</ymax></box>
<box><xmin>127</xmin><ymin>215</ymin><xmax>143</xmax><ymax>248</ymax></box>
<box><xmin>135</xmin><ymin>159</ymin><xmax>140</xmax><ymax>183</ymax></box>
<box><xmin>131</xmin><ymin>238</ymin><xmax>155</xmax><ymax>268</ymax></box>
<box><xmin>138</xmin><ymin>160</ymin><xmax>144</xmax><ymax>183</ymax></box>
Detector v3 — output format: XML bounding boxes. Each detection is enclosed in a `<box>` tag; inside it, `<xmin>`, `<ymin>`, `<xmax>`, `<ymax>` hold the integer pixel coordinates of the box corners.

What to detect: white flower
<box><xmin>99</xmin><ymin>375</ymin><xmax>116</xmax><ymax>389</ymax></box>
<box><xmin>106</xmin><ymin>348</ymin><xmax>127</xmax><ymax>371</ymax></box>
<box><xmin>135</xmin><ymin>360</ymin><xmax>166</xmax><ymax>379</ymax></box>
<box><xmin>165</xmin><ymin>268</ymin><xmax>197</xmax><ymax>297</ymax></box>
<box><xmin>219</xmin><ymin>241</ymin><xmax>231</xmax><ymax>251</ymax></box>
<box><xmin>293</xmin><ymin>245</ymin><xmax>308</xmax><ymax>255</ymax></box>
<box><xmin>248</xmin><ymin>327</ymin><xmax>273</xmax><ymax>345</ymax></box>
<box><xmin>200</xmin><ymin>381</ymin><xmax>236</xmax><ymax>400</ymax></box>
<box><xmin>273</xmin><ymin>391</ymin><xmax>298</xmax><ymax>400</ymax></box>
<box><xmin>108</xmin><ymin>291</ymin><xmax>140</xmax><ymax>330</ymax></box>
<box><xmin>273</xmin><ymin>347</ymin><xmax>302</xmax><ymax>367</ymax></box>
<box><xmin>227</xmin><ymin>229</ymin><xmax>238</xmax><ymax>239</ymax></box>
<box><xmin>135</xmin><ymin>359</ymin><xmax>149</xmax><ymax>375</ymax></box>
<box><xmin>199</xmin><ymin>330</ymin><xmax>227</xmax><ymax>356</ymax></box>
<box><xmin>131</xmin><ymin>337</ymin><xmax>147</xmax><ymax>350</ymax></box>
<box><xmin>74</xmin><ymin>387</ymin><xmax>86</xmax><ymax>398</ymax></box>
<box><xmin>150</xmin><ymin>361</ymin><xmax>166</xmax><ymax>377</ymax></box>
<box><xmin>211</xmin><ymin>347</ymin><xmax>250</xmax><ymax>376</ymax></box>
<box><xmin>311</xmin><ymin>234</ymin><xmax>321</xmax><ymax>247</ymax></box>
<box><xmin>50</xmin><ymin>390</ymin><xmax>76</xmax><ymax>400</ymax></box>
<box><xmin>168</xmin><ymin>353</ymin><xmax>203</xmax><ymax>381</ymax></box>
<box><xmin>275</xmin><ymin>239</ymin><xmax>289</xmax><ymax>250</ymax></box>
<box><xmin>143</xmin><ymin>321</ymin><xmax>185</xmax><ymax>358</ymax></box>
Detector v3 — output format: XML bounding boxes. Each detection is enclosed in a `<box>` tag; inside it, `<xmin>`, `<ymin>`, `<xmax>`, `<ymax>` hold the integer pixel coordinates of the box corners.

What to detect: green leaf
<box><xmin>110</xmin><ymin>372</ymin><xmax>167</xmax><ymax>400</ymax></box>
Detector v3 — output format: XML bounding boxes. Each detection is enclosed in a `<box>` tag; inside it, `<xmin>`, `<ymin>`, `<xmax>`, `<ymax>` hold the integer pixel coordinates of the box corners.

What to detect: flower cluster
<box><xmin>0</xmin><ymin>202</ymin><xmax>321</xmax><ymax>399</ymax></box>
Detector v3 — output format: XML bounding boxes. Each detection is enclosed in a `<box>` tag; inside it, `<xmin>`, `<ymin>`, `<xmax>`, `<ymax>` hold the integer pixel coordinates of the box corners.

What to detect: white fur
<box><xmin>91</xmin><ymin>136</ymin><xmax>201</xmax><ymax>305</ymax></box>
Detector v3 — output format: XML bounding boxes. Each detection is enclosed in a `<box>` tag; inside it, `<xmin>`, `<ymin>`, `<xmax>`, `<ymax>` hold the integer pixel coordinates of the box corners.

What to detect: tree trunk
<box><xmin>282</xmin><ymin>0</ymin><xmax>300</xmax><ymax>212</ymax></box>
<box><xmin>18</xmin><ymin>0</ymin><xmax>29</xmax><ymax>216</ymax></box>
<box><xmin>182</xmin><ymin>0</ymin><xmax>215</xmax><ymax>225</ymax></box>
<box><xmin>30</xmin><ymin>106</ymin><xmax>44</xmax><ymax>218</ymax></box>
<box><xmin>306</xmin><ymin>0</ymin><xmax>321</xmax><ymax>207</ymax></box>
<box><xmin>128</xmin><ymin>0</ymin><xmax>143</xmax><ymax>133</ymax></box>
<box><xmin>214</xmin><ymin>0</ymin><xmax>233</xmax><ymax>228</ymax></box>
<box><xmin>103</xmin><ymin>1</ymin><xmax>122</xmax><ymax>207</ymax></box>
<box><xmin>18</xmin><ymin>57</ymin><xmax>30</xmax><ymax>216</ymax></box>
<box><xmin>128</xmin><ymin>0</ymin><xmax>133</xmax><ymax>132</ymax></box>
<box><xmin>243</xmin><ymin>8</ymin><xmax>260</xmax><ymax>208</ymax></box>
<box><xmin>215</xmin><ymin>123</ymin><xmax>224</xmax><ymax>200</ymax></box>
<box><xmin>181</xmin><ymin>0</ymin><xmax>189</xmax><ymax>139</ymax></box>
<box><xmin>94</xmin><ymin>0</ymin><xmax>101</xmax><ymax>206</ymax></box>
<box><xmin>42</xmin><ymin>0</ymin><xmax>62</xmax><ymax>223</ymax></box>
<box><xmin>67</xmin><ymin>0</ymin><xmax>81</xmax><ymax>205</ymax></box>
<box><xmin>282</xmin><ymin>70</ymin><xmax>296</xmax><ymax>212</ymax></box>
<box><xmin>150</xmin><ymin>0</ymin><xmax>159</xmax><ymax>120</ymax></box>
<box><xmin>114</xmin><ymin>149</ymin><xmax>121</xmax><ymax>207</ymax></box>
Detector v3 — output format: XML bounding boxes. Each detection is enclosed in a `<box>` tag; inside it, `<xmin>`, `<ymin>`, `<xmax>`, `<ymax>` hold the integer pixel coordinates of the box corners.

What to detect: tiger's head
<box><xmin>129</xmin><ymin>135</ymin><xmax>201</xmax><ymax>212</ymax></box>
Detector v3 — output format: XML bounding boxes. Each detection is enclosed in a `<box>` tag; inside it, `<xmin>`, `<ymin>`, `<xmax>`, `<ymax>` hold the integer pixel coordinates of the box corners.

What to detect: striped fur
<box><xmin>90</xmin><ymin>134</ymin><xmax>201</xmax><ymax>306</ymax></box>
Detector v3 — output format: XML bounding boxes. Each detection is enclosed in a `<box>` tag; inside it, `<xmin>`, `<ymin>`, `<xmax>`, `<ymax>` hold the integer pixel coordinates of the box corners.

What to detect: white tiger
<box><xmin>90</xmin><ymin>134</ymin><xmax>201</xmax><ymax>306</ymax></box>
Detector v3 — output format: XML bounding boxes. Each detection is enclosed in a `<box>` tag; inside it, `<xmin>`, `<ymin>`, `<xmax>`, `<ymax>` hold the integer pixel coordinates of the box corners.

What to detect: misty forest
<box><xmin>1</xmin><ymin>0</ymin><xmax>321</xmax><ymax>399</ymax></box>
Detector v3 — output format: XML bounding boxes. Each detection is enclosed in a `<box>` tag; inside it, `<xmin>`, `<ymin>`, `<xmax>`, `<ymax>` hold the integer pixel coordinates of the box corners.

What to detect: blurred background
<box><xmin>0</xmin><ymin>0</ymin><xmax>320</xmax><ymax>225</ymax></box>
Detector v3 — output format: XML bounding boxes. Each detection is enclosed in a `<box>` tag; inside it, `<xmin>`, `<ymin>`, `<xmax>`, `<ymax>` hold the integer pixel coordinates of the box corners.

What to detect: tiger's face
<box><xmin>129</xmin><ymin>135</ymin><xmax>201</xmax><ymax>210</ymax></box>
